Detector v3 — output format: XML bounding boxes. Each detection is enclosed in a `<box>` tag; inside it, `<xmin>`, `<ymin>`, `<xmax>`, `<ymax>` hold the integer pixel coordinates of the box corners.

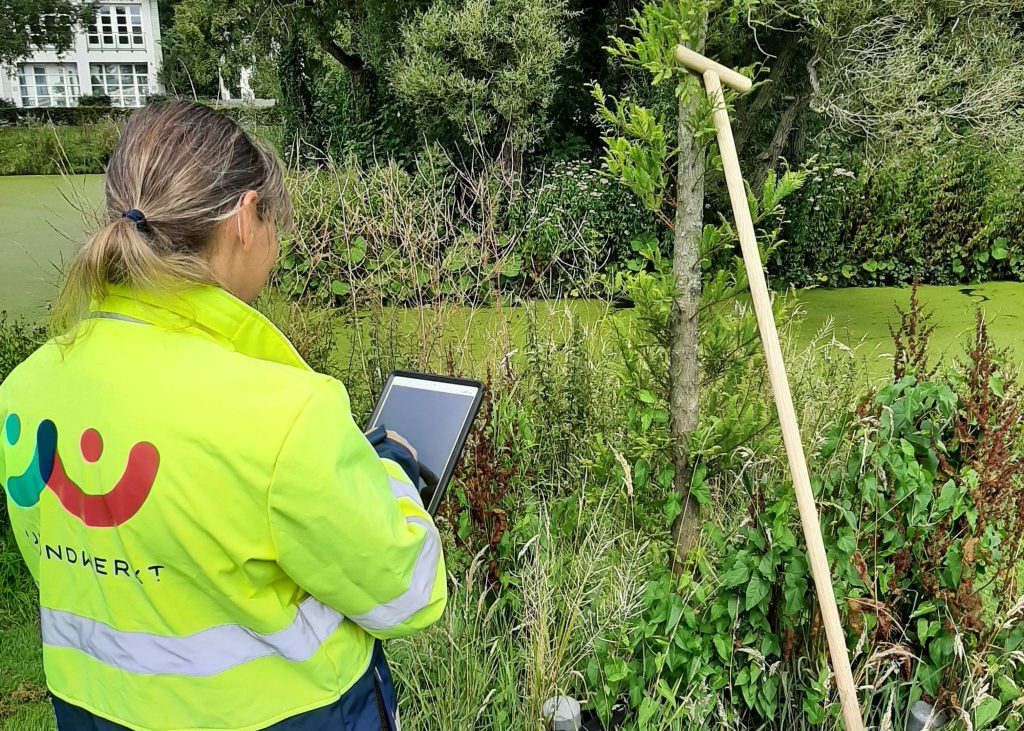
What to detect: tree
<box><xmin>159</xmin><ymin>0</ymin><xmax>241</xmax><ymax>98</ymax></box>
<box><xmin>595</xmin><ymin>0</ymin><xmax>713</xmax><ymax>562</ymax></box>
<box><xmin>0</xmin><ymin>0</ymin><xmax>92</xmax><ymax>68</ymax></box>
<box><xmin>390</xmin><ymin>0</ymin><xmax>575</xmax><ymax>167</ymax></box>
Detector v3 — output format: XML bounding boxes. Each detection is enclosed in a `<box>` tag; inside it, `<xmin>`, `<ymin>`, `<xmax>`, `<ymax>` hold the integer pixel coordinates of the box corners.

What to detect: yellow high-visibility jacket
<box><xmin>0</xmin><ymin>284</ymin><xmax>447</xmax><ymax>731</ymax></box>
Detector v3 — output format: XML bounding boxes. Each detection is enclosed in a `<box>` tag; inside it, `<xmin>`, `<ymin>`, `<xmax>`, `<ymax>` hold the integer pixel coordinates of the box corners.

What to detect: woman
<box><xmin>0</xmin><ymin>101</ymin><xmax>446</xmax><ymax>730</ymax></box>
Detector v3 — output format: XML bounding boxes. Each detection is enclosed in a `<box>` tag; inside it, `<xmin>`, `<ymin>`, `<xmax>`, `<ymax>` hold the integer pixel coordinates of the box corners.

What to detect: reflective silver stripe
<box><xmin>88</xmin><ymin>311</ymin><xmax>149</xmax><ymax>325</ymax></box>
<box><xmin>41</xmin><ymin>596</ymin><xmax>343</xmax><ymax>677</ymax></box>
<box><xmin>351</xmin><ymin>516</ymin><xmax>441</xmax><ymax>632</ymax></box>
<box><xmin>389</xmin><ymin>476</ymin><xmax>423</xmax><ymax>507</ymax></box>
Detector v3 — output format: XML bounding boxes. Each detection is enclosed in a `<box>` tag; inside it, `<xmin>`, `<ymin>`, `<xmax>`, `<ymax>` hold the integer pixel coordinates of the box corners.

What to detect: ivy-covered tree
<box><xmin>0</xmin><ymin>0</ymin><xmax>93</xmax><ymax>67</ymax></box>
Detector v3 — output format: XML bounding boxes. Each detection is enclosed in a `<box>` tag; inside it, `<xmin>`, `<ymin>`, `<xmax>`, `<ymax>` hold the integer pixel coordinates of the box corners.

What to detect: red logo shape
<box><xmin>47</xmin><ymin>432</ymin><xmax>160</xmax><ymax>528</ymax></box>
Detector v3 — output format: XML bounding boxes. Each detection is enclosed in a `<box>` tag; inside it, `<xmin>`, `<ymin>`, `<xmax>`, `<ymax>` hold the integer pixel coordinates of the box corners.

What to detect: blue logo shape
<box><xmin>4</xmin><ymin>417</ymin><xmax>57</xmax><ymax>508</ymax></box>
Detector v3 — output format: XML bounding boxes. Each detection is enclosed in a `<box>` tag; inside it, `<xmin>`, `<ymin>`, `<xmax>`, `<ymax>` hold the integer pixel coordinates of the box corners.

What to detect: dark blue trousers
<box><xmin>53</xmin><ymin>642</ymin><xmax>398</xmax><ymax>731</ymax></box>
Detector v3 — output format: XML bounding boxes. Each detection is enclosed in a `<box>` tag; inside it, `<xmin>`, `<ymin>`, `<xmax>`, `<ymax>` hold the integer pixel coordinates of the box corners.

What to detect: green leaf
<box><xmin>997</xmin><ymin>675</ymin><xmax>1021</xmax><ymax>702</ymax></box>
<box><xmin>836</xmin><ymin>532</ymin><xmax>857</xmax><ymax>554</ymax></box>
<box><xmin>712</xmin><ymin>635</ymin><xmax>731</xmax><ymax>661</ymax></box>
<box><xmin>330</xmin><ymin>279</ymin><xmax>350</xmax><ymax>296</ymax></box>
<box><xmin>976</xmin><ymin>696</ymin><xmax>1001</xmax><ymax>728</ymax></box>
<box><xmin>500</xmin><ymin>255</ymin><xmax>522</xmax><ymax>278</ymax></box>
<box><xmin>634</xmin><ymin>459</ymin><xmax>650</xmax><ymax>489</ymax></box>
<box><xmin>348</xmin><ymin>237</ymin><xmax>367</xmax><ymax>265</ymax></box>
<box><xmin>745</xmin><ymin>575</ymin><xmax>770</xmax><ymax>610</ymax></box>
<box><xmin>720</xmin><ymin>562</ymin><xmax>751</xmax><ymax>588</ymax></box>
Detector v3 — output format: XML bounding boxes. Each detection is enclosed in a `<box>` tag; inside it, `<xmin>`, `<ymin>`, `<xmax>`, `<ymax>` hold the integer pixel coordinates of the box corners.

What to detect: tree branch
<box><xmin>319</xmin><ymin>35</ymin><xmax>365</xmax><ymax>73</ymax></box>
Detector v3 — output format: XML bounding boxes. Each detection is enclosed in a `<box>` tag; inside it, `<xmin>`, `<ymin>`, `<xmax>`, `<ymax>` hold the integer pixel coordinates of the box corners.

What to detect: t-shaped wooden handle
<box><xmin>674</xmin><ymin>45</ymin><xmax>752</xmax><ymax>93</ymax></box>
<box><xmin>675</xmin><ymin>45</ymin><xmax>867</xmax><ymax>731</ymax></box>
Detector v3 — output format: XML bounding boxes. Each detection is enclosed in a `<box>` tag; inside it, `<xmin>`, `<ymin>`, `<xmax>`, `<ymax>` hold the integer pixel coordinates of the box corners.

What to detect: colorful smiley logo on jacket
<box><xmin>3</xmin><ymin>414</ymin><xmax>160</xmax><ymax>528</ymax></box>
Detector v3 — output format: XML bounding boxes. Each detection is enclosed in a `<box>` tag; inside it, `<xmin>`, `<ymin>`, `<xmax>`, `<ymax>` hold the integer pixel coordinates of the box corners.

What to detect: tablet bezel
<box><xmin>367</xmin><ymin>370</ymin><xmax>484</xmax><ymax>515</ymax></box>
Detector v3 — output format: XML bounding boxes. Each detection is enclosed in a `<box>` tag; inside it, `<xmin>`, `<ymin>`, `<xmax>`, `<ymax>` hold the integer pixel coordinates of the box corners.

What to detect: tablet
<box><xmin>367</xmin><ymin>371</ymin><xmax>484</xmax><ymax>515</ymax></box>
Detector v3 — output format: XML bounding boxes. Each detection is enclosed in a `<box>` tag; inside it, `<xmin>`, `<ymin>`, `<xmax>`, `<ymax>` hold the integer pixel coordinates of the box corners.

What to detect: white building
<box><xmin>1</xmin><ymin>0</ymin><xmax>164</xmax><ymax>108</ymax></box>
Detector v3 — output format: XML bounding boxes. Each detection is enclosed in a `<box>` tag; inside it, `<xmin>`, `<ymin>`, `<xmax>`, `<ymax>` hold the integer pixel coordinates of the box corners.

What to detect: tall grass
<box><xmin>391</xmin><ymin>497</ymin><xmax>650</xmax><ymax>730</ymax></box>
<box><xmin>0</xmin><ymin>122</ymin><xmax>120</xmax><ymax>176</ymax></box>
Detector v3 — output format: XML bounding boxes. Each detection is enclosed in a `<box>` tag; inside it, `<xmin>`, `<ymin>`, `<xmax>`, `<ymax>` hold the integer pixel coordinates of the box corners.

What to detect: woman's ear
<box><xmin>237</xmin><ymin>190</ymin><xmax>261</xmax><ymax>250</ymax></box>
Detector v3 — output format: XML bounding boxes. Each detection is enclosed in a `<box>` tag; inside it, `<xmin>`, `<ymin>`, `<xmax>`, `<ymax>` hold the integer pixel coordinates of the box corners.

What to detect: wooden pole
<box><xmin>695</xmin><ymin>66</ymin><xmax>866</xmax><ymax>731</ymax></box>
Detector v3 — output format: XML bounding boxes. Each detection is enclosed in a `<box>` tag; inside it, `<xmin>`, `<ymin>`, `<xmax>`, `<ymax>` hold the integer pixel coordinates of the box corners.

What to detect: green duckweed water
<box><xmin>0</xmin><ymin>175</ymin><xmax>104</xmax><ymax>320</ymax></box>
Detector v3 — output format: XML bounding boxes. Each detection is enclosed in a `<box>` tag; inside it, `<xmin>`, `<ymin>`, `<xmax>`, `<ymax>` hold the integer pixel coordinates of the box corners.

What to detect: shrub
<box><xmin>0</xmin><ymin>105</ymin><xmax>281</xmax><ymax>174</ymax></box>
<box><xmin>0</xmin><ymin>105</ymin><xmax>131</xmax><ymax>127</ymax></box>
<box><xmin>390</xmin><ymin>0</ymin><xmax>574</xmax><ymax>161</ymax></box>
<box><xmin>590</xmin><ymin>287</ymin><xmax>1024</xmax><ymax>729</ymax></box>
<box><xmin>76</xmin><ymin>94</ymin><xmax>112</xmax><ymax>109</ymax></box>
<box><xmin>0</xmin><ymin>314</ymin><xmax>45</xmax><ymax>384</ymax></box>
<box><xmin>277</xmin><ymin>153</ymin><xmax>652</xmax><ymax>305</ymax></box>
<box><xmin>509</xmin><ymin>160</ymin><xmax>655</xmax><ymax>285</ymax></box>
<box><xmin>778</xmin><ymin>135</ymin><xmax>1024</xmax><ymax>287</ymax></box>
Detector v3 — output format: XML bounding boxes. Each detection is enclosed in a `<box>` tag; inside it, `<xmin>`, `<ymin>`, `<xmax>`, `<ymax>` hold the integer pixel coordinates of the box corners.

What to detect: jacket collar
<box><xmin>93</xmin><ymin>285</ymin><xmax>311</xmax><ymax>371</ymax></box>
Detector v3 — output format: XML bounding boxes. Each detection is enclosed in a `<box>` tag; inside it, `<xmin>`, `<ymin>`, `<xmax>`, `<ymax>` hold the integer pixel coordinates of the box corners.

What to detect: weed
<box><xmin>890</xmin><ymin>283</ymin><xmax>937</xmax><ymax>382</ymax></box>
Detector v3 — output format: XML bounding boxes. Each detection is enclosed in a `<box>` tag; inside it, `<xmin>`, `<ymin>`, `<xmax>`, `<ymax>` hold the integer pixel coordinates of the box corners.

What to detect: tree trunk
<box><xmin>668</xmin><ymin>20</ymin><xmax>707</xmax><ymax>566</ymax></box>
<box><xmin>753</xmin><ymin>93</ymin><xmax>806</xmax><ymax>191</ymax></box>
<box><xmin>735</xmin><ymin>31</ymin><xmax>800</xmax><ymax>153</ymax></box>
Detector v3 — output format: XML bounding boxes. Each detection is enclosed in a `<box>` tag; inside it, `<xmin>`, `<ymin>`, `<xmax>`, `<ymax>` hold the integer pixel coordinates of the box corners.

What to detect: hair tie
<box><xmin>122</xmin><ymin>209</ymin><xmax>146</xmax><ymax>224</ymax></box>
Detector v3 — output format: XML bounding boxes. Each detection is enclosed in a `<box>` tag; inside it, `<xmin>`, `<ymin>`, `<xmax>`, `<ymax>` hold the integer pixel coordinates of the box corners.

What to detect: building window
<box><xmin>88</xmin><ymin>4</ymin><xmax>145</xmax><ymax>49</ymax></box>
<box><xmin>90</xmin><ymin>63</ymin><xmax>149</xmax><ymax>107</ymax></box>
<box><xmin>18</xmin><ymin>64</ymin><xmax>81</xmax><ymax>107</ymax></box>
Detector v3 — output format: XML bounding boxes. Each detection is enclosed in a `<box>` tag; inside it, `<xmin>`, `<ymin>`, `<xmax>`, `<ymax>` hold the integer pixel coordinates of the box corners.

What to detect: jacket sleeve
<box><xmin>268</xmin><ymin>379</ymin><xmax>447</xmax><ymax>639</ymax></box>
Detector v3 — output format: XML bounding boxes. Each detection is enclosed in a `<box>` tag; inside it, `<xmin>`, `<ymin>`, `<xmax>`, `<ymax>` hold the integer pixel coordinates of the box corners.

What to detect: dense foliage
<box><xmin>777</xmin><ymin>137</ymin><xmax>1024</xmax><ymax>287</ymax></box>
<box><xmin>0</xmin><ymin>122</ymin><xmax>120</xmax><ymax>176</ymax></box>
<box><xmin>276</xmin><ymin>153</ymin><xmax>656</xmax><ymax>303</ymax></box>
<box><xmin>390</xmin><ymin>0</ymin><xmax>574</xmax><ymax>164</ymax></box>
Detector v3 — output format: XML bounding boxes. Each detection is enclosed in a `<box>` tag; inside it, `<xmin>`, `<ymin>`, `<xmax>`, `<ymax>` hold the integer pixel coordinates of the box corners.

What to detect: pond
<box><xmin>2</xmin><ymin>175</ymin><xmax>1022</xmax><ymax>378</ymax></box>
<box><xmin>0</xmin><ymin>174</ymin><xmax>104</xmax><ymax>320</ymax></box>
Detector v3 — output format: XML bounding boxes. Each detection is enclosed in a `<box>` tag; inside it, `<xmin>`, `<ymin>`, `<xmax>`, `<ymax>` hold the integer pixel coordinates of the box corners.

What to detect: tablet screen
<box><xmin>368</xmin><ymin>375</ymin><xmax>481</xmax><ymax>502</ymax></box>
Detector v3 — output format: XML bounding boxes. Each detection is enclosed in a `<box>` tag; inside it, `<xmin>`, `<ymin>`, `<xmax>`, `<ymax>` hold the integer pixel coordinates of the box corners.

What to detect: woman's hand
<box><xmin>385</xmin><ymin>430</ymin><xmax>417</xmax><ymax>461</ymax></box>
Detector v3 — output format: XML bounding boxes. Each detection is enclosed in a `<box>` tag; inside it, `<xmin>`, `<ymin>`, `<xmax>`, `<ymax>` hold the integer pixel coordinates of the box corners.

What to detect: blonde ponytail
<box><xmin>51</xmin><ymin>101</ymin><xmax>291</xmax><ymax>336</ymax></box>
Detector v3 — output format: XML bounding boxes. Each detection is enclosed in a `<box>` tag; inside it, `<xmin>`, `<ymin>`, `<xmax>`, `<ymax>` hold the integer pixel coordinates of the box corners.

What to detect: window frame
<box><xmin>17</xmin><ymin>64</ymin><xmax>81</xmax><ymax>108</ymax></box>
<box><xmin>87</xmin><ymin>3</ymin><xmax>146</xmax><ymax>50</ymax></box>
<box><xmin>89</xmin><ymin>63</ymin><xmax>150</xmax><ymax>107</ymax></box>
